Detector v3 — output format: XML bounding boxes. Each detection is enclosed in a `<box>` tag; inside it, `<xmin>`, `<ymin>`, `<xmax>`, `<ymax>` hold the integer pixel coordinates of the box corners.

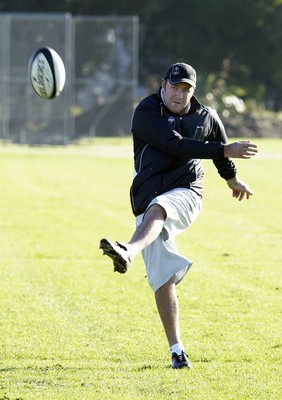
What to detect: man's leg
<box><xmin>100</xmin><ymin>204</ymin><xmax>166</xmax><ymax>272</ymax></box>
<box><xmin>155</xmin><ymin>277</ymin><xmax>191</xmax><ymax>369</ymax></box>
<box><xmin>155</xmin><ymin>277</ymin><xmax>181</xmax><ymax>347</ymax></box>
<box><xmin>128</xmin><ymin>204</ymin><xmax>166</xmax><ymax>255</ymax></box>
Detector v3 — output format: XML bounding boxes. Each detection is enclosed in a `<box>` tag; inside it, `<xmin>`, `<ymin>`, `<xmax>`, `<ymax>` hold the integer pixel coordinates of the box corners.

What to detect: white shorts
<box><xmin>136</xmin><ymin>188</ymin><xmax>202</xmax><ymax>292</ymax></box>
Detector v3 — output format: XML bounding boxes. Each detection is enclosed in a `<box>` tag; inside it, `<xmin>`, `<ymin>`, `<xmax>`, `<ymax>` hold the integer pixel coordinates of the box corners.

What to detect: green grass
<box><xmin>0</xmin><ymin>138</ymin><xmax>281</xmax><ymax>400</ymax></box>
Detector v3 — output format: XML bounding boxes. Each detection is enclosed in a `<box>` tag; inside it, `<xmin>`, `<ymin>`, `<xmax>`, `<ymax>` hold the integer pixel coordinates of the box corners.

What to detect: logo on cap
<box><xmin>172</xmin><ymin>66</ymin><xmax>180</xmax><ymax>76</ymax></box>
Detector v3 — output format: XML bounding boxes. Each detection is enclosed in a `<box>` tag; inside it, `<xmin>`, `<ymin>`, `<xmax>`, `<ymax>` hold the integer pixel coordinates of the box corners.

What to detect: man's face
<box><xmin>161</xmin><ymin>80</ymin><xmax>194</xmax><ymax>115</ymax></box>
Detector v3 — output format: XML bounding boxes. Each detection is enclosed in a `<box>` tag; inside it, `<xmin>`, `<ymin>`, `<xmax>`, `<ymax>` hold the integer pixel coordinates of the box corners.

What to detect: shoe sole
<box><xmin>172</xmin><ymin>362</ymin><xmax>191</xmax><ymax>369</ymax></box>
<box><xmin>99</xmin><ymin>239</ymin><xmax>128</xmax><ymax>274</ymax></box>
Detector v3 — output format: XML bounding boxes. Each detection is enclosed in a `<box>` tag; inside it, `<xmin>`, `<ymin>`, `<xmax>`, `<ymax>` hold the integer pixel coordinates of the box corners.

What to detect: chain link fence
<box><xmin>0</xmin><ymin>13</ymin><xmax>138</xmax><ymax>144</ymax></box>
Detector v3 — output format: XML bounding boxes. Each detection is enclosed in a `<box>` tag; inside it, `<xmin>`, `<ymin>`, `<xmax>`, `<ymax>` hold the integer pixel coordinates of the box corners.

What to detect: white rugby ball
<box><xmin>28</xmin><ymin>47</ymin><xmax>66</xmax><ymax>99</ymax></box>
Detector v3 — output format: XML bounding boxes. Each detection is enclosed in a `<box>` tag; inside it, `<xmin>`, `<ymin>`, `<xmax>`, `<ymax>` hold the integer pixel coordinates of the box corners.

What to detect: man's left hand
<box><xmin>227</xmin><ymin>179</ymin><xmax>253</xmax><ymax>201</ymax></box>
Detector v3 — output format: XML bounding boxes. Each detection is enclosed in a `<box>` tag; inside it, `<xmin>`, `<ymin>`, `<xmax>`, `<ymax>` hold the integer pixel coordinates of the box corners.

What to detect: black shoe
<box><xmin>171</xmin><ymin>351</ymin><xmax>192</xmax><ymax>369</ymax></box>
<box><xmin>99</xmin><ymin>238</ymin><xmax>131</xmax><ymax>274</ymax></box>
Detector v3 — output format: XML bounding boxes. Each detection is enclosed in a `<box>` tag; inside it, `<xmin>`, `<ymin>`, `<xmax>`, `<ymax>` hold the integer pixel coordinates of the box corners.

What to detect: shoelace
<box><xmin>116</xmin><ymin>241</ymin><xmax>128</xmax><ymax>251</ymax></box>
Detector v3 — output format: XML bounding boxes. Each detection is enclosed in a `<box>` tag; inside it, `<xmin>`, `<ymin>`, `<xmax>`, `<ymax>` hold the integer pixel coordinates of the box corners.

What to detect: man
<box><xmin>100</xmin><ymin>62</ymin><xmax>258</xmax><ymax>369</ymax></box>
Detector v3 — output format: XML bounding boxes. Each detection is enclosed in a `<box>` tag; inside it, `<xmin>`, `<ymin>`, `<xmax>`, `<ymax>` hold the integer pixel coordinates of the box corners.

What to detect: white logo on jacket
<box><xmin>168</xmin><ymin>116</ymin><xmax>176</xmax><ymax>127</ymax></box>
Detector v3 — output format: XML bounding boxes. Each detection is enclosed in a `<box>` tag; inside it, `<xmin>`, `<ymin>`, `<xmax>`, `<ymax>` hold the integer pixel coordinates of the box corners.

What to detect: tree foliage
<box><xmin>1</xmin><ymin>0</ymin><xmax>282</xmax><ymax>110</ymax></box>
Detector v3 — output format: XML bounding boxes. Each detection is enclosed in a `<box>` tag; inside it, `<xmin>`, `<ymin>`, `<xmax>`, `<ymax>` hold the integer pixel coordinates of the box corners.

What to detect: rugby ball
<box><xmin>28</xmin><ymin>47</ymin><xmax>66</xmax><ymax>99</ymax></box>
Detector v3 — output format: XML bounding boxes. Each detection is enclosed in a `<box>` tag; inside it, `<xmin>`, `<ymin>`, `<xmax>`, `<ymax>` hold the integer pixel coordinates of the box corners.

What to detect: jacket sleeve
<box><xmin>132</xmin><ymin>100</ymin><xmax>225</xmax><ymax>160</ymax></box>
<box><xmin>206</xmin><ymin>108</ymin><xmax>237</xmax><ymax>179</ymax></box>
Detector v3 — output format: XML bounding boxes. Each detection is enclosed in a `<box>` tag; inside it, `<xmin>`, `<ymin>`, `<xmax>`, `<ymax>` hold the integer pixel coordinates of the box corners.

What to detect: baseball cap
<box><xmin>164</xmin><ymin>63</ymin><xmax>197</xmax><ymax>88</ymax></box>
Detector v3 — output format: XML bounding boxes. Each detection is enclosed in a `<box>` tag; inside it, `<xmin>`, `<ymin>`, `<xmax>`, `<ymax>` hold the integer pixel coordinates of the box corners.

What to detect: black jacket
<box><xmin>130</xmin><ymin>89</ymin><xmax>237</xmax><ymax>216</ymax></box>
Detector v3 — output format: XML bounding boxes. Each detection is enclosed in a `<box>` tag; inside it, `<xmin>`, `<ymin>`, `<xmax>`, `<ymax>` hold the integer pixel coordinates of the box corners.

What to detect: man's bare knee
<box><xmin>144</xmin><ymin>203</ymin><xmax>167</xmax><ymax>222</ymax></box>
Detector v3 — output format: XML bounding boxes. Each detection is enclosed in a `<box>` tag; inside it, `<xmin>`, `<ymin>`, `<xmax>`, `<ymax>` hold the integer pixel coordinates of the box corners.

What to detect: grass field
<box><xmin>0</xmin><ymin>138</ymin><xmax>281</xmax><ymax>400</ymax></box>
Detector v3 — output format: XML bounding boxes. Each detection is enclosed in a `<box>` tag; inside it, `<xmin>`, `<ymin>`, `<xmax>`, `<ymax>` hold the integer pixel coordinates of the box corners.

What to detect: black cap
<box><xmin>164</xmin><ymin>63</ymin><xmax>196</xmax><ymax>88</ymax></box>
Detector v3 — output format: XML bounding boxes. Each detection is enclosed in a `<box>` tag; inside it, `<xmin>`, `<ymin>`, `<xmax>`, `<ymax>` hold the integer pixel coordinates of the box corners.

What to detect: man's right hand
<box><xmin>224</xmin><ymin>140</ymin><xmax>258</xmax><ymax>159</ymax></box>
